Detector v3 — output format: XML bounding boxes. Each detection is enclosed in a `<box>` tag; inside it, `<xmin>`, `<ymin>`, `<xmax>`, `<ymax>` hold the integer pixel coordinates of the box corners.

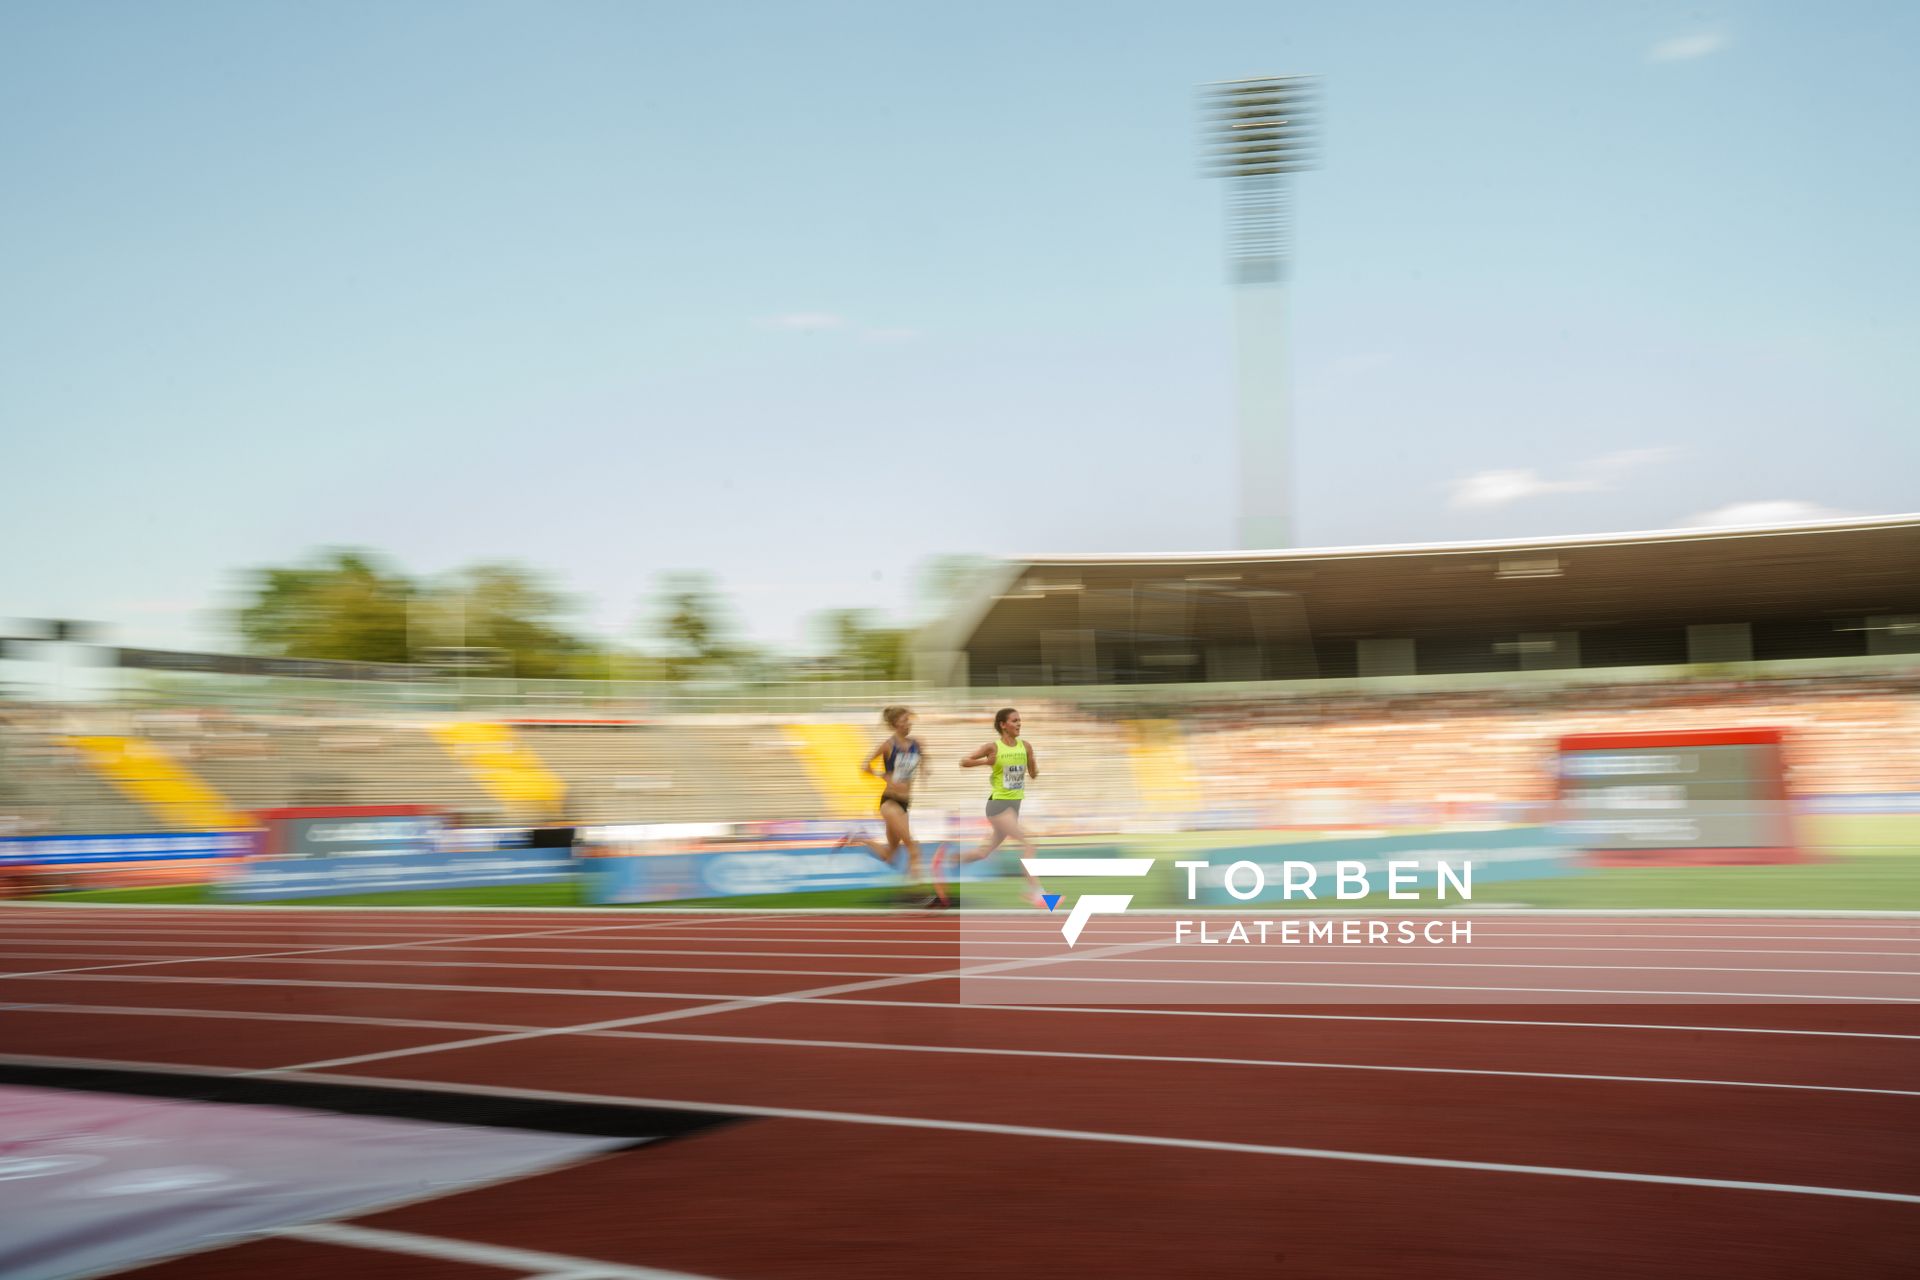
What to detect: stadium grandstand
<box><xmin>918</xmin><ymin>514</ymin><xmax>1920</xmax><ymax>686</ymax></box>
<box><xmin>3</xmin><ymin>517</ymin><xmax>1916</xmax><ymax>844</ymax></box>
<box><xmin>5</xmin><ymin>673</ymin><xmax>1917</xmax><ymax>839</ymax></box>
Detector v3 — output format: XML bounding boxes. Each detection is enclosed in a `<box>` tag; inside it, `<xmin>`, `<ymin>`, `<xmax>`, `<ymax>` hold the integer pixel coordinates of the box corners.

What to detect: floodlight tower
<box><xmin>1202</xmin><ymin>75</ymin><xmax>1319</xmax><ymax>550</ymax></box>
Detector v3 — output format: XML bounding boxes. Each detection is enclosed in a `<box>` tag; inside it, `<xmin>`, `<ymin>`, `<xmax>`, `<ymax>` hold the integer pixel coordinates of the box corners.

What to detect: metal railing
<box><xmin>57</xmin><ymin>649</ymin><xmax>1920</xmax><ymax>718</ymax></box>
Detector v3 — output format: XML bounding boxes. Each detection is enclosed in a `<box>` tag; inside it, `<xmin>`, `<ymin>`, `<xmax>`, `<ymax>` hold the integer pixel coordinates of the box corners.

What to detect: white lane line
<box><xmin>594</xmin><ymin>1031</ymin><xmax>1920</xmax><ymax>1099</ymax></box>
<box><xmin>11</xmin><ymin>914</ymin><xmax>1913</xmax><ymax>932</ymax></box>
<box><xmin>0</xmin><ymin>952</ymin><xmax>937</xmax><ymax>981</ymax></box>
<box><xmin>630</xmin><ymin>914</ymin><xmax>1920</xmax><ymax>927</ymax></box>
<box><xmin>0</xmin><ymin>923</ymin><xmax>542</xmax><ymax>939</ymax></box>
<box><xmin>512</xmin><ymin>914</ymin><xmax>1920</xmax><ymax>929</ymax></box>
<box><xmin>277</xmin><ymin>942</ymin><xmax>1920</xmax><ymax>960</ymax></box>
<box><xmin>0</xmin><ymin>920</ymin><xmax>736</xmax><ymax>944</ymax></box>
<box><xmin>4</xmin><ymin>973</ymin><xmax>736</xmax><ymax>999</ymax></box>
<box><xmin>0</xmin><ymin>937</ymin><xmax>545</xmax><ymax>981</ymax></box>
<box><xmin>0</xmin><ymin>915</ymin><xmax>754</xmax><ymax>981</ymax></box>
<box><xmin>17</xmin><ymin>937</ymin><xmax>1920</xmax><ymax>962</ymax></box>
<box><xmin>255</xmin><ymin>960</ymin><xmax>1920</xmax><ymax>1072</ymax></box>
<box><xmin>378</xmin><ymin>940</ymin><xmax>1920</xmax><ymax>959</ymax></box>
<box><xmin>0</xmin><ymin>1002</ymin><xmax>526</xmax><ymax>1033</ymax></box>
<box><xmin>7</xmin><ymin>949</ymin><xmax>1920</xmax><ymax>986</ymax></box>
<box><xmin>0</xmin><ymin>919</ymin><xmax>616</xmax><ymax>931</ymax></box>
<box><xmin>12</xmin><ymin>919</ymin><xmax>1919</xmax><ymax>946</ymax></box>
<box><xmin>588</xmin><ymin>1030</ymin><xmax>1920</xmax><ymax>1099</ymax></box>
<box><xmin>970</xmin><ymin>973</ymin><xmax>1920</xmax><ymax>1002</ymax></box>
<box><xmin>1022</xmin><ymin>958</ymin><xmax>1920</xmax><ymax>978</ymax></box>
<box><xmin>385</xmin><ymin>932</ymin><xmax>1920</xmax><ymax>951</ymax></box>
<box><xmin>16</xmin><ymin>969</ymin><xmax>1920</xmax><ymax>1026</ymax></box>
<box><xmin>429</xmin><ymin>925</ymin><xmax>1920</xmax><ymax>935</ymax></box>
<box><xmin>0</xmin><ymin>903</ymin><xmax>707</xmax><ymax>917</ymax></box>
<box><xmin>254</xmin><ymin>1071</ymin><xmax>1920</xmax><ymax>1207</ymax></box>
<box><xmin>0</xmin><ymin>919</ymin><xmax>690</xmax><ymax>938</ymax></box>
<box><xmin>6</xmin><ymin>982</ymin><xmax>1918</xmax><ymax>1047</ymax></box>
<box><xmin>275</xmin><ymin>1223</ymin><xmax>719</xmax><ymax>1280</ymax></box>
<box><xmin>16</xmin><ymin>902</ymin><xmax>1919</xmax><ymax>917</ymax></box>
<box><xmin>15</xmin><ymin>1001</ymin><xmax>1914</xmax><ymax>1100</ymax></box>
<box><xmin>9</xmin><ymin>1051</ymin><xmax>1919</xmax><ymax>1209</ymax></box>
<box><xmin>252</xmin><ymin>938</ymin><xmax>1173</xmax><ymax>1076</ymax></box>
<box><xmin>31</xmin><ymin>905</ymin><xmax>1900</xmax><ymax>929</ymax></box>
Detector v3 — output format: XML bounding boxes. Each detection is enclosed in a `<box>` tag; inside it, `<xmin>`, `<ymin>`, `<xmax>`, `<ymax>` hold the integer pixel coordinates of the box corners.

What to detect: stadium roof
<box><xmin>928</xmin><ymin>514</ymin><xmax>1920</xmax><ymax>684</ymax></box>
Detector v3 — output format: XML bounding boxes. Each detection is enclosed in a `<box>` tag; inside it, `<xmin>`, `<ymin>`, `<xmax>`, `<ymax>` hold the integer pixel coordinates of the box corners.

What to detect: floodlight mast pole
<box><xmin>1202</xmin><ymin>75</ymin><xmax>1318</xmax><ymax>551</ymax></box>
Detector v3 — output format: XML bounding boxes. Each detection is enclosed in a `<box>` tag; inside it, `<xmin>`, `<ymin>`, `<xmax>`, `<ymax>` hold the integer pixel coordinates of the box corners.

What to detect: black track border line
<box><xmin>0</xmin><ymin>1061</ymin><xmax>746</xmax><ymax>1145</ymax></box>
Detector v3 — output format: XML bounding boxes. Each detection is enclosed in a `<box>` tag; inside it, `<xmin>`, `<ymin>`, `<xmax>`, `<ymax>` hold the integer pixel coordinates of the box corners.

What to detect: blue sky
<box><xmin>3</xmin><ymin>0</ymin><xmax>1916</xmax><ymax>654</ymax></box>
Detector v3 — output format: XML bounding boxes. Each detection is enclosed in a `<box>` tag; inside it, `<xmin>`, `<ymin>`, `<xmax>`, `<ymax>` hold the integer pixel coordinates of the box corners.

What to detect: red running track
<box><xmin>3</xmin><ymin>904</ymin><xmax>1919</xmax><ymax>1278</ymax></box>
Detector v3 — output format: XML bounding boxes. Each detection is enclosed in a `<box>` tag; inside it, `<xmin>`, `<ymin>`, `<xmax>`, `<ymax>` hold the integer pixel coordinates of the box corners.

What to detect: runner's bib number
<box><xmin>1002</xmin><ymin>764</ymin><xmax>1025</xmax><ymax>790</ymax></box>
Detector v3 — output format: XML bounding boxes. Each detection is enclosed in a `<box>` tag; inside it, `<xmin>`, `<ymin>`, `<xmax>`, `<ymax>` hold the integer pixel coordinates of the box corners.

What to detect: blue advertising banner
<box><xmin>219</xmin><ymin>846</ymin><xmax>577</xmax><ymax>901</ymax></box>
<box><xmin>0</xmin><ymin>831</ymin><xmax>253</xmax><ymax>868</ymax></box>
<box><xmin>1190</xmin><ymin>826</ymin><xmax>1577</xmax><ymax>906</ymax></box>
<box><xmin>585</xmin><ymin>844</ymin><xmax>1008</xmax><ymax>905</ymax></box>
<box><xmin>270</xmin><ymin>813</ymin><xmax>443</xmax><ymax>859</ymax></box>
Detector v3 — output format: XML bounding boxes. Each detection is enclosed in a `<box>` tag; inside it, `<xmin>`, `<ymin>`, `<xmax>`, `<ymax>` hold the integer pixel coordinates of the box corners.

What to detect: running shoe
<box><xmin>929</xmin><ymin>845</ymin><xmax>949</xmax><ymax>907</ymax></box>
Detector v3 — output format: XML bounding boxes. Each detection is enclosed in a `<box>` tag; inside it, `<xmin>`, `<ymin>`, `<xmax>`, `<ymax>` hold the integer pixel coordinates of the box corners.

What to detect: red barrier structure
<box><xmin>1556</xmin><ymin>727</ymin><xmax>1802</xmax><ymax>866</ymax></box>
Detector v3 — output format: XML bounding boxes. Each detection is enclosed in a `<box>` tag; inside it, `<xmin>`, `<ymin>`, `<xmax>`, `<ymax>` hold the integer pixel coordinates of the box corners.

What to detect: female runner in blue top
<box><xmin>837</xmin><ymin>705</ymin><xmax>939</xmax><ymax>883</ymax></box>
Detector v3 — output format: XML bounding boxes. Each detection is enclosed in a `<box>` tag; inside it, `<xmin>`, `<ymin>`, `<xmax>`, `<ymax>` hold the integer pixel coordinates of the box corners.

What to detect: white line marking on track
<box><xmin>1006</xmin><ymin>958</ymin><xmax>1920</xmax><ymax>977</ymax></box>
<box><xmin>251</xmin><ymin>938</ymin><xmax>1176</xmax><ymax>1075</ymax></box>
<box><xmin>14</xmin><ymin>938</ymin><xmax>1920</xmax><ymax>961</ymax></box>
<box><xmin>13</xmin><ymin>970</ymin><xmax>1920</xmax><ymax>1031</ymax></box>
<box><xmin>14</xmin><ymin>1000</ymin><xmax>1912</xmax><ymax>1099</ymax></box>
<box><xmin>0</xmin><ymin>914</ymin><xmax>758</xmax><ymax>981</ymax></box>
<box><xmin>274</xmin><ymin>1223</ymin><xmax>719</xmax><ymax>1279</ymax></box>
<box><xmin>81</xmin><ymin>957</ymin><xmax>1895</xmax><ymax>1007</ymax></box>
<box><xmin>11</xmin><ymin>917</ymin><xmax>1920</xmax><ymax>948</ymax></box>
<box><xmin>0</xmin><ymin>1002</ymin><xmax>524</xmax><ymax>1034</ymax></box>
<box><xmin>17</xmin><ymin>903</ymin><xmax>1917</xmax><ymax>918</ymax></box>
<box><xmin>9</xmin><ymin>1051</ymin><xmax>1920</xmax><ymax>1207</ymax></box>
<box><xmin>416</xmin><ymin>927</ymin><xmax>1920</xmax><ymax>944</ymax></box>
<box><xmin>0</xmin><ymin>952</ymin><xmax>940</xmax><ymax>980</ymax></box>
<box><xmin>970</xmin><ymin>973</ymin><xmax>1920</xmax><ymax>1001</ymax></box>
<box><xmin>6</xmin><ymin>949</ymin><xmax>1919</xmax><ymax>987</ymax></box>
<box><xmin>253</xmin><ymin>1070</ymin><xmax>1920</xmax><ymax>1207</ymax></box>
<box><xmin>595</xmin><ymin>1031</ymin><xmax>1920</xmax><ymax>1099</ymax></box>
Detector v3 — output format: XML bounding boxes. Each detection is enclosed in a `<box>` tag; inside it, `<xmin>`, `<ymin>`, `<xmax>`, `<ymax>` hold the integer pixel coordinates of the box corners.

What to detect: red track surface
<box><xmin>3</xmin><ymin>905</ymin><xmax>1919</xmax><ymax>1278</ymax></box>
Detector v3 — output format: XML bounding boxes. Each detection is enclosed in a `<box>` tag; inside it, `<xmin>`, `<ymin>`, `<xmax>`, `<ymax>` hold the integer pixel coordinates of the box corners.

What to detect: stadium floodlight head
<box><xmin>1202</xmin><ymin>75</ymin><xmax>1319</xmax><ymax>284</ymax></box>
<box><xmin>1201</xmin><ymin>74</ymin><xmax>1320</xmax><ymax>551</ymax></box>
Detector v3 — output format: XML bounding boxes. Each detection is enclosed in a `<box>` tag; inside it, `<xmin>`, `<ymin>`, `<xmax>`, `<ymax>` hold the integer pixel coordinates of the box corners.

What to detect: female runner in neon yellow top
<box><xmin>933</xmin><ymin>707</ymin><xmax>1047</xmax><ymax>908</ymax></box>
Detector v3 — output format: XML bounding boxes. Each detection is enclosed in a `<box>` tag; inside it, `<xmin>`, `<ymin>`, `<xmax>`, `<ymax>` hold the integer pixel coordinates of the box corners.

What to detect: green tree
<box><xmin>914</xmin><ymin>553</ymin><xmax>998</xmax><ymax>620</ymax></box>
<box><xmin>235</xmin><ymin>549</ymin><xmax>415</xmax><ymax>664</ymax></box>
<box><xmin>426</xmin><ymin>563</ymin><xmax>587</xmax><ymax>679</ymax></box>
<box><xmin>646</xmin><ymin>572</ymin><xmax>735</xmax><ymax>680</ymax></box>
<box><xmin>809</xmin><ymin>608</ymin><xmax>910</xmax><ymax>680</ymax></box>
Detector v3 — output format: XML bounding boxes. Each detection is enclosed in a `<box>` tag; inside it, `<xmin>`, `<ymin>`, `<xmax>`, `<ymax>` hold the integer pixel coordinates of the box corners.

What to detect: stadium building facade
<box><xmin>920</xmin><ymin>515</ymin><xmax>1920</xmax><ymax>688</ymax></box>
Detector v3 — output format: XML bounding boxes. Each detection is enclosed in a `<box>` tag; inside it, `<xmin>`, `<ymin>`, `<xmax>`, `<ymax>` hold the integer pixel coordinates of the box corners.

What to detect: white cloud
<box><xmin>1648</xmin><ymin>30</ymin><xmax>1729</xmax><ymax>63</ymax></box>
<box><xmin>1684</xmin><ymin>499</ymin><xmax>1856</xmax><ymax>528</ymax></box>
<box><xmin>1450</xmin><ymin>469</ymin><xmax>1599</xmax><ymax>509</ymax></box>
<box><xmin>761</xmin><ymin>312</ymin><xmax>846</xmax><ymax>332</ymax></box>
<box><xmin>1448</xmin><ymin>446</ymin><xmax>1676</xmax><ymax>510</ymax></box>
